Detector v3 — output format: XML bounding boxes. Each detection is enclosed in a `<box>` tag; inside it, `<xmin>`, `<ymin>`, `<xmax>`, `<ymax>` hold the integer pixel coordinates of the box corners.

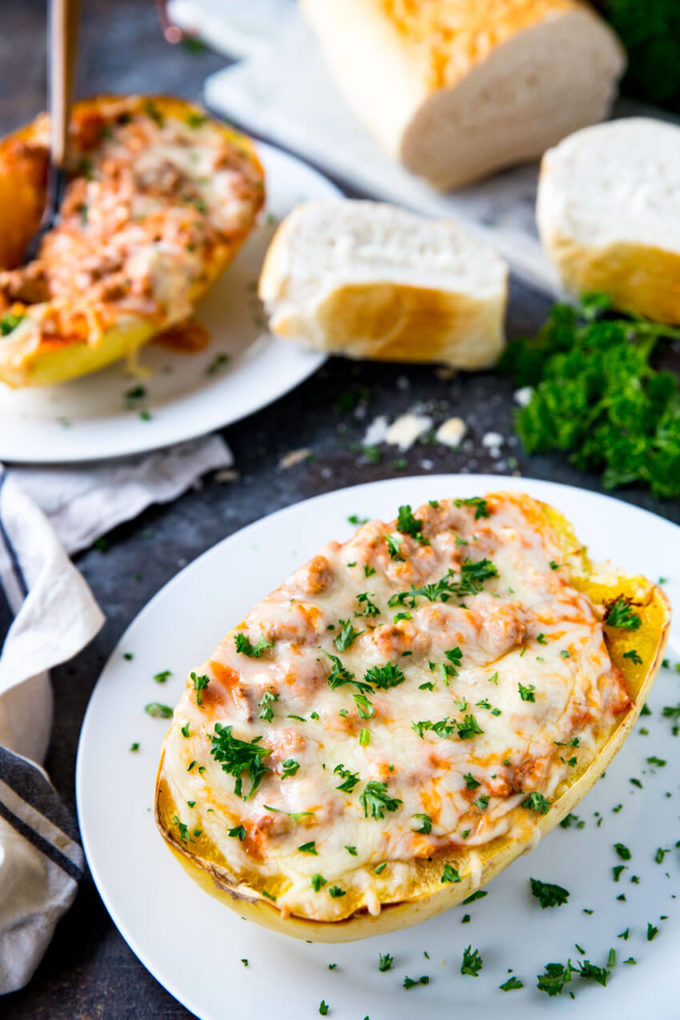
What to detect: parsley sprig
<box><xmin>500</xmin><ymin>293</ymin><xmax>680</xmax><ymax>498</ymax></box>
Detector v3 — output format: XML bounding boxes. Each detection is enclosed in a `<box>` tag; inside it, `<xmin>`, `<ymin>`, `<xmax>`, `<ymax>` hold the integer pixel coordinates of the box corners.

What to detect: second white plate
<box><xmin>77</xmin><ymin>475</ymin><xmax>680</xmax><ymax>1020</ymax></box>
<box><xmin>0</xmin><ymin>142</ymin><xmax>335</xmax><ymax>464</ymax></box>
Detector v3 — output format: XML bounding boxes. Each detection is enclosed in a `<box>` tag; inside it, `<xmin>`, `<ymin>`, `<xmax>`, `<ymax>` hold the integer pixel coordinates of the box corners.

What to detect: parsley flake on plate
<box><xmin>403</xmin><ymin>975</ymin><xmax>429</xmax><ymax>989</ymax></box>
<box><xmin>145</xmin><ymin>702</ymin><xmax>173</xmax><ymax>719</ymax></box>
<box><xmin>530</xmin><ymin>878</ymin><xmax>570</xmax><ymax>908</ymax></box>
<box><xmin>461</xmin><ymin>945</ymin><xmax>483</xmax><ymax>977</ymax></box>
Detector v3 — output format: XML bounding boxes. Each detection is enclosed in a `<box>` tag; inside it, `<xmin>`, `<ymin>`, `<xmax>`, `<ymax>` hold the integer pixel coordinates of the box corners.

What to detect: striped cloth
<box><xmin>0</xmin><ymin>468</ymin><xmax>102</xmax><ymax>994</ymax></box>
<box><xmin>0</xmin><ymin>434</ymin><xmax>232</xmax><ymax>993</ymax></box>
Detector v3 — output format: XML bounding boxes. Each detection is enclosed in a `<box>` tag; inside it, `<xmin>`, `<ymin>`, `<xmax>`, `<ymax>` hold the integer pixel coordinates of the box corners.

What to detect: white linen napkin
<box><xmin>0</xmin><ymin>433</ymin><xmax>231</xmax><ymax>993</ymax></box>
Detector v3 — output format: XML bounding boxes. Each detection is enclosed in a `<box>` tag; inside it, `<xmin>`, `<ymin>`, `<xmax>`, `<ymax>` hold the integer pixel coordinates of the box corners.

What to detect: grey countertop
<box><xmin>1</xmin><ymin>2</ymin><xmax>678</xmax><ymax>1017</ymax></box>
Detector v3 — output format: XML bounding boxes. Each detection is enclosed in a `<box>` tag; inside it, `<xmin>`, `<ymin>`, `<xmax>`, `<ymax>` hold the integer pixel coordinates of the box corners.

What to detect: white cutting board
<box><xmin>169</xmin><ymin>0</ymin><xmax>668</xmax><ymax>293</ymax></box>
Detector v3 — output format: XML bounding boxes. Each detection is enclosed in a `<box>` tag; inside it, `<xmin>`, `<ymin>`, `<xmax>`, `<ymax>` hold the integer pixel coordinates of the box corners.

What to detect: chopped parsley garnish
<box><xmin>210</xmin><ymin>724</ymin><xmax>270</xmax><ymax>799</ymax></box>
<box><xmin>311</xmin><ymin>874</ymin><xmax>327</xmax><ymax>892</ymax></box>
<box><xmin>334</xmin><ymin>618</ymin><xmax>364</xmax><ymax>652</ymax></box>
<box><xmin>206</xmin><ymin>353</ymin><xmax>229</xmax><ymax>376</ymax></box>
<box><xmin>353</xmin><ymin>692</ymin><xmax>374</xmax><ymax>719</ymax></box>
<box><xmin>441</xmin><ymin>863</ymin><xmax>461</xmax><ymax>883</ymax></box>
<box><xmin>461</xmin><ymin>945</ymin><xmax>483</xmax><ymax>977</ymax></box>
<box><xmin>396</xmin><ymin>504</ymin><xmax>429</xmax><ymax>544</ymax></box>
<box><xmin>530</xmin><ymin>878</ymin><xmax>570</xmax><ymax>908</ymax></box>
<box><xmin>518</xmin><ymin>683</ymin><xmax>536</xmax><ymax>702</ymax></box>
<box><xmin>348</xmin><ymin>514</ymin><xmax>368</xmax><ymax>525</ymax></box>
<box><xmin>129</xmin><ymin>742</ymin><xmax>140</xmax><ymax>752</ymax></box>
<box><xmin>536</xmin><ymin>633</ymin><xmax>548</xmax><ymax>644</ymax></box>
<box><xmin>522</xmin><ymin>792</ymin><xmax>551</xmax><ymax>814</ymax></box>
<box><xmin>280</xmin><ymin>758</ymin><xmax>300</xmax><ymax>779</ymax></box>
<box><xmin>454</xmin><ymin>497</ymin><xmax>490</xmax><ymax>519</ymax></box>
<box><xmin>191</xmin><ymin>672</ymin><xmax>210</xmax><ymax>706</ymax></box>
<box><xmin>623</xmin><ymin>649</ymin><xmax>643</xmax><ymax>665</ymax></box>
<box><xmin>359</xmin><ymin>781</ymin><xmax>402</xmax><ymax>820</ymax></box>
<box><xmin>364</xmin><ymin>565</ymin><xmax>376</xmax><ymax>577</ymax></box>
<box><xmin>647</xmin><ymin>755</ymin><xmax>666</xmax><ymax>767</ymax></box>
<box><xmin>258</xmin><ymin>687</ymin><xmax>279</xmax><ymax>722</ymax></box>
<box><xmin>144</xmin><ymin>99</ymin><xmax>164</xmax><ymax>125</ymax></box>
<box><xmin>334</xmin><ymin>765</ymin><xmax>360</xmax><ymax>793</ymax></box>
<box><xmin>0</xmin><ymin>312</ymin><xmax>26</xmax><ymax>336</ymax></box>
<box><xmin>328</xmin><ymin>886</ymin><xmax>346</xmax><ymax>898</ymax></box>
<box><xmin>379</xmin><ymin>953</ymin><xmax>394</xmax><ymax>972</ymax></box>
<box><xmin>475</xmin><ymin>795</ymin><xmax>490</xmax><ymax>811</ymax></box>
<box><xmin>386</xmin><ymin>534</ymin><xmax>404</xmax><ymax>560</ymax></box>
<box><xmin>647</xmin><ymin>922</ymin><xmax>659</xmax><ymax>941</ymax></box>
<box><xmin>356</xmin><ymin>592</ymin><xmax>380</xmax><ymax>617</ymax></box>
<box><xmin>499</xmin><ymin>976</ymin><xmax>524</xmax><ymax>991</ymax></box>
<box><xmin>359</xmin><ymin>728</ymin><xmax>370</xmax><ymax>746</ymax></box>
<box><xmin>364</xmin><ymin>662</ymin><xmax>405</xmax><ymax>689</ymax></box>
<box><xmin>413</xmin><ymin>714</ymin><xmax>484</xmax><ymax>740</ymax></box>
<box><xmin>614</xmin><ymin>842</ymin><xmax>632</xmax><ymax>860</ymax></box>
<box><xmin>173</xmin><ymin>815</ymin><xmax>193</xmax><ymax>843</ymax></box>
<box><xmin>227</xmin><ymin>825</ymin><xmax>246</xmax><ymax>840</ymax></box>
<box><xmin>345</xmin><ymin>845</ymin><xmax>358</xmax><ymax>855</ymax></box>
<box><xmin>413</xmin><ymin>813</ymin><xmax>432</xmax><ymax>834</ymax></box>
<box><xmin>234</xmin><ymin>632</ymin><xmax>274</xmax><ymax>657</ymax></box>
<box><xmin>456</xmin><ymin>714</ymin><xmax>484</xmax><ymax>739</ymax></box>
<box><xmin>145</xmin><ymin>702</ymin><xmax>173</xmax><ymax>719</ymax></box>
<box><xmin>388</xmin><ymin>558</ymin><xmax>498</xmax><ymax>609</ymax></box>
<box><xmin>154</xmin><ymin>669</ymin><xmax>172</xmax><ymax>683</ymax></box>
<box><xmin>537</xmin><ymin>960</ymin><xmax>573</xmax><ymax>996</ymax></box>
<box><xmin>298</xmin><ymin>841</ymin><xmax>318</xmax><ymax>855</ymax></box>
<box><xmin>605</xmin><ymin>596</ymin><xmax>642</xmax><ymax>631</ymax></box>
<box><xmin>319</xmin><ymin>1001</ymin><xmax>329</xmax><ymax>1016</ymax></box>
<box><xmin>464</xmin><ymin>773</ymin><xmax>481</xmax><ymax>789</ymax></box>
<box><xmin>325</xmin><ymin>652</ymin><xmax>372</xmax><ymax>694</ymax></box>
<box><xmin>180</xmin><ymin>723</ymin><xmax>190</xmax><ymax>738</ymax></box>
<box><xmin>403</xmin><ymin>976</ymin><xmax>429</xmax><ymax>989</ymax></box>
<box><xmin>462</xmin><ymin>890</ymin><xmax>487</xmax><ymax>905</ymax></box>
<box><xmin>577</xmin><ymin>960</ymin><xmax>610</xmax><ymax>986</ymax></box>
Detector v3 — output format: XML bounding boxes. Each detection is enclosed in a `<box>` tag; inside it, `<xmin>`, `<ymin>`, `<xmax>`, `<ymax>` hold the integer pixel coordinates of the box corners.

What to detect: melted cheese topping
<box><xmin>0</xmin><ymin>98</ymin><xmax>263</xmax><ymax>346</ymax></box>
<box><xmin>162</xmin><ymin>493</ymin><xmax>629</xmax><ymax>919</ymax></box>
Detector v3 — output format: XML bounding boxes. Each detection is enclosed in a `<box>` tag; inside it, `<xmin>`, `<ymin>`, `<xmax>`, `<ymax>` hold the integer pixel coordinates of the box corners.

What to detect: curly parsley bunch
<box><xmin>501</xmin><ymin>294</ymin><xmax>680</xmax><ymax>499</ymax></box>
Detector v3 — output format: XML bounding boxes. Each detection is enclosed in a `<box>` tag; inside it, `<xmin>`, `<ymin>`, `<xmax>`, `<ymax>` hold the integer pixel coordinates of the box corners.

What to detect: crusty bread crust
<box><xmin>541</xmin><ymin>235</ymin><xmax>680</xmax><ymax>326</ymax></box>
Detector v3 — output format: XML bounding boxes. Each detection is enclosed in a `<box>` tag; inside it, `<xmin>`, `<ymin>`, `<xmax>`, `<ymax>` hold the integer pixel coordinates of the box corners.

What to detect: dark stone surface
<box><xmin>1</xmin><ymin>3</ymin><xmax>678</xmax><ymax>1018</ymax></box>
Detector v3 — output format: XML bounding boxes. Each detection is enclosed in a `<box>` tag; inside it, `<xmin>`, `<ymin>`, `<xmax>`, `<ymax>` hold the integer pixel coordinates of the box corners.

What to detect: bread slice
<box><xmin>258</xmin><ymin>199</ymin><xmax>508</xmax><ymax>369</ymax></box>
<box><xmin>537</xmin><ymin>117</ymin><xmax>680</xmax><ymax>324</ymax></box>
<box><xmin>301</xmin><ymin>0</ymin><xmax>625</xmax><ymax>190</ymax></box>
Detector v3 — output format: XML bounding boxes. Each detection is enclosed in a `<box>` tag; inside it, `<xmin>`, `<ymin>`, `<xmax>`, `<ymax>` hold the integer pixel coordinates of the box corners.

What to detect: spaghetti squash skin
<box><xmin>155</xmin><ymin>492</ymin><xmax>670</xmax><ymax>941</ymax></box>
<box><xmin>0</xmin><ymin>95</ymin><xmax>264</xmax><ymax>387</ymax></box>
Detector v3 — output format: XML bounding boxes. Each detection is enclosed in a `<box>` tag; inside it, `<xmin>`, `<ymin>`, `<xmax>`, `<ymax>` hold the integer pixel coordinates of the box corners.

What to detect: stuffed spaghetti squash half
<box><xmin>155</xmin><ymin>491</ymin><xmax>670</xmax><ymax>941</ymax></box>
<box><xmin>0</xmin><ymin>95</ymin><xmax>264</xmax><ymax>387</ymax></box>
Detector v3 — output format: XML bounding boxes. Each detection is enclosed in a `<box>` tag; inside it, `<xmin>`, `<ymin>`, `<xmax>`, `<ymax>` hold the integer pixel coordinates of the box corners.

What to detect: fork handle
<box><xmin>48</xmin><ymin>0</ymin><xmax>80</xmax><ymax>170</ymax></box>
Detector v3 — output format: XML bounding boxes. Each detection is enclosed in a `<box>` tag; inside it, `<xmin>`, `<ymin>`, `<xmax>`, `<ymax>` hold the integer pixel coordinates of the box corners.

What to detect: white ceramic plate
<box><xmin>0</xmin><ymin>143</ymin><xmax>333</xmax><ymax>464</ymax></box>
<box><xmin>77</xmin><ymin>476</ymin><xmax>680</xmax><ymax>1020</ymax></box>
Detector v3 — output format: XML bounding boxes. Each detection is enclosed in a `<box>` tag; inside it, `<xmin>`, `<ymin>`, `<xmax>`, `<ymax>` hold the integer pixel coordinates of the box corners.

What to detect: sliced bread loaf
<box><xmin>259</xmin><ymin>199</ymin><xmax>508</xmax><ymax>368</ymax></box>
<box><xmin>537</xmin><ymin>117</ymin><xmax>680</xmax><ymax>324</ymax></box>
<box><xmin>301</xmin><ymin>0</ymin><xmax>625</xmax><ymax>190</ymax></box>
